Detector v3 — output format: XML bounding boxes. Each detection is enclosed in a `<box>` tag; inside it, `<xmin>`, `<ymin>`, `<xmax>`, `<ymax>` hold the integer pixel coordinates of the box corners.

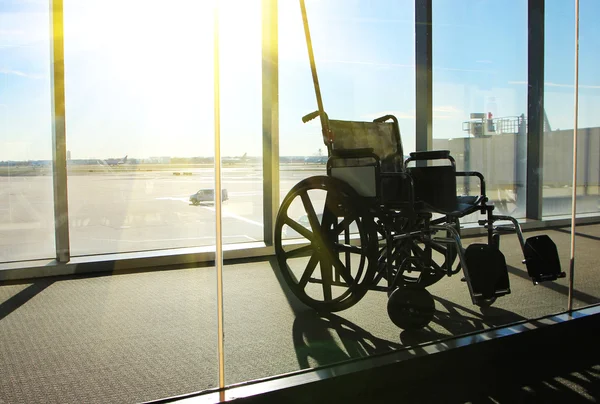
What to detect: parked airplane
<box><xmin>222</xmin><ymin>153</ymin><xmax>248</xmax><ymax>165</ymax></box>
<box><xmin>105</xmin><ymin>155</ymin><xmax>128</xmax><ymax>166</ymax></box>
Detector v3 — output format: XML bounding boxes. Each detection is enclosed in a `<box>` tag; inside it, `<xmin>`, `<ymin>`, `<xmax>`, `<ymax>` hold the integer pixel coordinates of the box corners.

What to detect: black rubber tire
<box><xmin>387</xmin><ymin>284</ymin><xmax>435</xmax><ymax>330</ymax></box>
<box><xmin>274</xmin><ymin>176</ymin><xmax>378</xmax><ymax>312</ymax></box>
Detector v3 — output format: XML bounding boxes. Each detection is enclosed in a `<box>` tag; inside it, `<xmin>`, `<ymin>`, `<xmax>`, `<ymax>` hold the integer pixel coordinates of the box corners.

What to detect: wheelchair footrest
<box><xmin>523</xmin><ymin>235</ymin><xmax>566</xmax><ymax>284</ymax></box>
<box><xmin>464</xmin><ymin>244</ymin><xmax>511</xmax><ymax>301</ymax></box>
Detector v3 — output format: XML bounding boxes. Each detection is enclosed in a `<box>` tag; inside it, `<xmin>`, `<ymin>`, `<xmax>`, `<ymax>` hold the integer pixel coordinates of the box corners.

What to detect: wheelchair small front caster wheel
<box><xmin>387</xmin><ymin>285</ymin><xmax>435</xmax><ymax>330</ymax></box>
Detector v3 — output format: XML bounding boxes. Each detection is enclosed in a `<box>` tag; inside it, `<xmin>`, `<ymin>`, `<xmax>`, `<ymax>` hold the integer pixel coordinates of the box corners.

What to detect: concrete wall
<box><xmin>432</xmin><ymin>127</ymin><xmax>600</xmax><ymax>190</ymax></box>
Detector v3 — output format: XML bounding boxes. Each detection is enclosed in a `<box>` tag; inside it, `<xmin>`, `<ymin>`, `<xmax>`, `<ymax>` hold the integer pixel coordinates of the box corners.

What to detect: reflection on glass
<box><xmin>63</xmin><ymin>0</ymin><xmax>215</xmax><ymax>256</ymax></box>
<box><xmin>0</xmin><ymin>3</ymin><xmax>55</xmax><ymax>262</ymax></box>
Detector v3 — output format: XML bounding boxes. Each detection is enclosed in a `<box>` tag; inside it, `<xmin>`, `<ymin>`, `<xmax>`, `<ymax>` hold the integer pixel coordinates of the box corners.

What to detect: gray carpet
<box><xmin>1</xmin><ymin>225</ymin><xmax>599</xmax><ymax>403</ymax></box>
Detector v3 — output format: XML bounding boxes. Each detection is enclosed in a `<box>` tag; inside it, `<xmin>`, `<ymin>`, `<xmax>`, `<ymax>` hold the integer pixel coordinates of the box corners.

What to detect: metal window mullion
<box><xmin>50</xmin><ymin>0</ymin><xmax>70</xmax><ymax>263</ymax></box>
<box><xmin>568</xmin><ymin>0</ymin><xmax>580</xmax><ymax>312</ymax></box>
<box><xmin>415</xmin><ymin>0</ymin><xmax>433</xmax><ymax>156</ymax></box>
<box><xmin>262</xmin><ymin>0</ymin><xmax>279</xmax><ymax>245</ymax></box>
<box><xmin>526</xmin><ymin>0</ymin><xmax>545</xmax><ymax>220</ymax></box>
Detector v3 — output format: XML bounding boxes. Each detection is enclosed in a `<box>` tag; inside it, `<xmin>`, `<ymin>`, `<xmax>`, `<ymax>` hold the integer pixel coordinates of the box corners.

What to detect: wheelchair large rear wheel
<box><xmin>275</xmin><ymin>176</ymin><xmax>378</xmax><ymax>312</ymax></box>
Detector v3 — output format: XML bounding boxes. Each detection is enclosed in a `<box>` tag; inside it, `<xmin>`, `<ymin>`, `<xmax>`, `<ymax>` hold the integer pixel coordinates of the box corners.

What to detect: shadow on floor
<box><xmin>0</xmin><ymin>279</ymin><xmax>54</xmax><ymax>321</ymax></box>
<box><xmin>290</xmin><ymin>295</ymin><xmax>527</xmax><ymax>371</ymax></box>
<box><xmin>508</xmin><ymin>265</ymin><xmax>600</xmax><ymax>306</ymax></box>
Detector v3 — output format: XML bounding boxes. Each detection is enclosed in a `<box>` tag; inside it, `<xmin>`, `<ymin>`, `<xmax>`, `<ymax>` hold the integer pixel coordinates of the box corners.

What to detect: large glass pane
<box><xmin>279</xmin><ymin>0</ymin><xmax>416</xmax><ymax>239</ymax></box>
<box><xmin>52</xmin><ymin>1</ymin><xmax>219</xmax><ymax>401</ymax></box>
<box><xmin>0</xmin><ymin>2</ymin><xmax>54</xmax><ymax>262</ymax></box>
<box><xmin>542</xmin><ymin>1</ymin><xmax>599</xmax><ymax>219</ymax></box>
<box><xmin>577</xmin><ymin>1</ymin><xmax>600</xmax><ymax>217</ymax></box>
<box><xmin>572</xmin><ymin>0</ymin><xmax>600</xmax><ymax>309</ymax></box>
<box><xmin>223</xmin><ymin>0</ymin><xmax>419</xmax><ymax>385</ymax></box>
<box><xmin>433</xmin><ymin>0</ymin><xmax>528</xmax><ymax>222</ymax></box>
<box><xmin>219</xmin><ymin>0</ymin><xmax>264</xmax><ymax>245</ymax></box>
<box><xmin>431</xmin><ymin>0</ymin><xmax>568</xmax><ymax>343</ymax></box>
<box><xmin>543</xmin><ymin>1</ymin><xmax>575</xmax><ymax>217</ymax></box>
<box><xmin>63</xmin><ymin>0</ymin><xmax>216</xmax><ymax>256</ymax></box>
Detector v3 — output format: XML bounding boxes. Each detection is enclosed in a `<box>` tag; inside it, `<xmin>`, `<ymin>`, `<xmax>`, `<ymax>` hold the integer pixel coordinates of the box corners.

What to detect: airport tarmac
<box><xmin>0</xmin><ymin>166</ymin><xmax>328</xmax><ymax>262</ymax></box>
<box><xmin>0</xmin><ymin>164</ymin><xmax>597</xmax><ymax>264</ymax></box>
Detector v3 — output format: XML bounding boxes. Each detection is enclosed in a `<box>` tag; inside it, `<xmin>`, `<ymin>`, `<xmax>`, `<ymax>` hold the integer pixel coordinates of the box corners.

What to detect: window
<box><xmin>433</xmin><ymin>0</ymin><xmax>528</xmax><ymax>222</ymax></box>
<box><xmin>0</xmin><ymin>2</ymin><xmax>54</xmax><ymax>262</ymax></box>
<box><xmin>219</xmin><ymin>0</ymin><xmax>264</xmax><ymax>245</ymax></box>
<box><xmin>63</xmin><ymin>0</ymin><xmax>216</xmax><ymax>256</ymax></box>
<box><xmin>279</xmin><ymin>0</ymin><xmax>416</xmax><ymax>239</ymax></box>
<box><xmin>572</xmin><ymin>0</ymin><xmax>600</xmax><ymax>309</ymax></box>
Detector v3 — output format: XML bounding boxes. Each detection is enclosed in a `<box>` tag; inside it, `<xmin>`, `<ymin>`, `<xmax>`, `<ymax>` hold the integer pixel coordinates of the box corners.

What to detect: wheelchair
<box><xmin>274</xmin><ymin>112</ymin><xmax>565</xmax><ymax>330</ymax></box>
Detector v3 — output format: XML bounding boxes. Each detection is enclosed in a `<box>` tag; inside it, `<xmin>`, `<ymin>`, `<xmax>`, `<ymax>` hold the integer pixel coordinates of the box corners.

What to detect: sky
<box><xmin>1</xmin><ymin>0</ymin><xmax>600</xmax><ymax>161</ymax></box>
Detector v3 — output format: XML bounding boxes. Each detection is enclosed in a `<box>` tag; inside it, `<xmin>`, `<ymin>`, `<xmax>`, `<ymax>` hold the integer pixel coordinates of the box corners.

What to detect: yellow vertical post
<box><xmin>50</xmin><ymin>0</ymin><xmax>70</xmax><ymax>263</ymax></box>
<box><xmin>213</xmin><ymin>0</ymin><xmax>225</xmax><ymax>392</ymax></box>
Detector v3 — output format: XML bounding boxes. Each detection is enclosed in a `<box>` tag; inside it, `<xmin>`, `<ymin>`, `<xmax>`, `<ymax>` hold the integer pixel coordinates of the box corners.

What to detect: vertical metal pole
<box><xmin>568</xmin><ymin>0</ymin><xmax>580</xmax><ymax>312</ymax></box>
<box><xmin>299</xmin><ymin>0</ymin><xmax>331</xmax><ymax>149</ymax></box>
<box><xmin>526</xmin><ymin>0</ymin><xmax>545</xmax><ymax>220</ymax></box>
<box><xmin>415</xmin><ymin>0</ymin><xmax>433</xmax><ymax>155</ymax></box>
<box><xmin>262</xmin><ymin>0</ymin><xmax>279</xmax><ymax>246</ymax></box>
<box><xmin>213</xmin><ymin>0</ymin><xmax>225</xmax><ymax>391</ymax></box>
<box><xmin>463</xmin><ymin>138</ymin><xmax>470</xmax><ymax>194</ymax></box>
<box><xmin>50</xmin><ymin>0</ymin><xmax>70</xmax><ymax>263</ymax></box>
<box><xmin>516</xmin><ymin>114</ymin><xmax>528</xmax><ymax>216</ymax></box>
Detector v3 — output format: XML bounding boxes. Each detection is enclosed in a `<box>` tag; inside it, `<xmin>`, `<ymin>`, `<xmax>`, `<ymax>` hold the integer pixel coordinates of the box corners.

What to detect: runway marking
<box><xmin>227</xmin><ymin>191</ymin><xmax>262</xmax><ymax>197</ymax></box>
<box><xmin>87</xmin><ymin>235</ymin><xmax>256</xmax><ymax>243</ymax></box>
<box><xmin>155</xmin><ymin>196</ymin><xmax>264</xmax><ymax>228</ymax></box>
<box><xmin>201</xmin><ymin>205</ymin><xmax>264</xmax><ymax>228</ymax></box>
<box><xmin>0</xmin><ymin>222</ymin><xmax>43</xmax><ymax>231</ymax></box>
<box><xmin>156</xmin><ymin>192</ymin><xmax>261</xmax><ymax>201</ymax></box>
<box><xmin>156</xmin><ymin>197</ymin><xmax>190</xmax><ymax>202</ymax></box>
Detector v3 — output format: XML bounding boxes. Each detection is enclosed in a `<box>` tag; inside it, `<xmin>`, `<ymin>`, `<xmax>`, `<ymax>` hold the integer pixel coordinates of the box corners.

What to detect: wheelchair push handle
<box><xmin>302</xmin><ymin>110</ymin><xmax>320</xmax><ymax>123</ymax></box>
<box><xmin>373</xmin><ymin>114</ymin><xmax>397</xmax><ymax>124</ymax></box>
<box><xmin>302</xmin><ymin>110</ymin><xmax>333</xmax><ymax>147</ymax></box>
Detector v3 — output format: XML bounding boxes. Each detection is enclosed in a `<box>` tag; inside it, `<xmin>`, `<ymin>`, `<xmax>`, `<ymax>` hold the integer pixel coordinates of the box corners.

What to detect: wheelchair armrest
<box><xmin>409</xmin><ymin>150</ymin><xmax>451</xmax><ymax>160</ymax></box>
<box><xmin>456</xmin><ymin>171</ymin><xmax>487</xmax><ymax>198</ymax></box>
<box><xmin>331</xmin><ymin>148</ymin><xmax>374</xmax><ymax>158</ymax></box>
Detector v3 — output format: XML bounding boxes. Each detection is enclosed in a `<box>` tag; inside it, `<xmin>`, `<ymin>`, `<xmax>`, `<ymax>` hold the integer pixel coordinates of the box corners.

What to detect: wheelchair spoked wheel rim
<box><xmin>275</xmin><ymin>176</ymin><xmax>378</xmax><ymax>312</ymax></box>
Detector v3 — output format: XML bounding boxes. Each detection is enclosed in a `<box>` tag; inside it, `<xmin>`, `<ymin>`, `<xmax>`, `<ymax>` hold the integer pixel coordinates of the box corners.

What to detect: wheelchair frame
<box><xmin>273</xmin><ymin>0</ymin><xmax>565</xmax><ymax>330</ymax></box>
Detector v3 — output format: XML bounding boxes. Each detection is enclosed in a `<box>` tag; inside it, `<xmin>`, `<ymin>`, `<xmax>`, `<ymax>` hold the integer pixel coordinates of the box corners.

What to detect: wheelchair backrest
<box><xmin>328</xmin><ymin>120</ymin><xmax>404</xmax><ymax>173</ymax></box>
